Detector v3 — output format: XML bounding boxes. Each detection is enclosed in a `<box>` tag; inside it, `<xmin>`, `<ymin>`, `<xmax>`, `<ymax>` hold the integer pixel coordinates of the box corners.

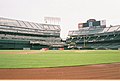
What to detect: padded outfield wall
<box><xmin>0</xmin><ymin>39</ymin><xmax>48</xmax><ymax>50</ymax></box>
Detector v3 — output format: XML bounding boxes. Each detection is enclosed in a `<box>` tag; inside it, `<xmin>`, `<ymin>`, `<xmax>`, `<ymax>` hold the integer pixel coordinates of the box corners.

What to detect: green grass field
<box><xmin>0</xmin><ymin>50</ymin><xmax>120</xmax><ymax>68</ymax></box>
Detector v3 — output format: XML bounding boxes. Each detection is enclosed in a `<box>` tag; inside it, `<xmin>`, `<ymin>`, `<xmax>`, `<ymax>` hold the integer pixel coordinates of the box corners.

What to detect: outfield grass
<box><xmin>0</xmin><ymin>50</ymin><xmax>120</xmax><ymax>68</ymax></box>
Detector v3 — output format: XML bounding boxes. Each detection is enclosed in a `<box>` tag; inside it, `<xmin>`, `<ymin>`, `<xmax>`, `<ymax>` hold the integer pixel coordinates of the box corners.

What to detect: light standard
<box><xmin>84</xmin><ymin>35</ymin><xmax>86</xmax><ymax>47</ymax></box>
<box><xmin>83</xmin><ymin>35</ymin><xmax>87</xmax><ymax>48</ymax></box>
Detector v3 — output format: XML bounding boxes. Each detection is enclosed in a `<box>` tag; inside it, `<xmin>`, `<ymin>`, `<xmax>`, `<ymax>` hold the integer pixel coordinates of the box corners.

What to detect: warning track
<box><xmin>0</xmin><ymin>63</ymin><xmax>120</xmax><ymax>80</ymax></box>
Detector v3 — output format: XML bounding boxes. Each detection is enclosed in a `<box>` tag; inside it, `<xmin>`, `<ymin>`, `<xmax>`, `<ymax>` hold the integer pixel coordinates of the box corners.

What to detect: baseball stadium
<box><xmin>67</xmin><ymin>19</ymin><xmax>120</xmax><ymax>50</ymax></box>
<box><xmin>0</xmin><ymin>17</ymin><xmax>65</xmax><ymax>50</ymax></box>
<box><xmin>0</xmin><ymin>17</ymin><xmax>120</xmax><ymax>79</ymax></box>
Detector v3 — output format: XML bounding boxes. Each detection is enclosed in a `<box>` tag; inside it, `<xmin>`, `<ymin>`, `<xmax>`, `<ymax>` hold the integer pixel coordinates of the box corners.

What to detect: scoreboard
<box><xmin>83</xmin><ymin>21</ymin><xmax>100</xmax><ymax>27</ymax></box>
<box><xmin>78</xmin><ymin>19</ymin><xmax>106</xmax><ymax>28</ymax></box>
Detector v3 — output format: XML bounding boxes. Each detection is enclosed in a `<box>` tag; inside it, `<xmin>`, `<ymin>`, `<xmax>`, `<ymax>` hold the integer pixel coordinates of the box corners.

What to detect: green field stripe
<box><xmin>0</xmin><ymin>50</ymin><xmax>120</xmax><ymax>68</ymax></box>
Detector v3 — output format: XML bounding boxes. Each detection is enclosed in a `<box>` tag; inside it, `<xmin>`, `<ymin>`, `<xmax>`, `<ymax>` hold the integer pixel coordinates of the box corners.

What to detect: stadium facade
<box><xmin>0</xmin><ymin>17</ymin><xmax>65</xmax><ymax>50</ymax></box>
<box><xmin>66</xmin><ymin>19</ymin><xmax>120</xmax><ymax>50</ymax></box>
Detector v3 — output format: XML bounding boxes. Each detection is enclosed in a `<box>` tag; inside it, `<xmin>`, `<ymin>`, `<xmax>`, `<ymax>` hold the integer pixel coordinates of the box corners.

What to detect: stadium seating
<box><xmin>0</xmin><ymin>17</ymin><xmax>64</xmax><ymax>50</ymax></box>
<box><xmin>67</xmin><ymin>22</ymin><xmax>120</xmax><ymax>50</ymax></box>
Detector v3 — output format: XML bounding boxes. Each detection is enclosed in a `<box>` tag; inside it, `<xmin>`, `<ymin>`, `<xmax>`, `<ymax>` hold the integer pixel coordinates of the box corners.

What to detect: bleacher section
<box><xmin>67</xmin><ymin>22</ymin><xmax>120</xmax><ymax>50</ymax></box>
<box><xmin>0</xmin><ymin>17</ymin><xmax>64</xmax><ymax>50</ymax></box>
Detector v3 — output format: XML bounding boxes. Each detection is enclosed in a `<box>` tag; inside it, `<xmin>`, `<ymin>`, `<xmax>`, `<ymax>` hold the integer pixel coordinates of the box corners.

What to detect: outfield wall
<box><xmin>0</xmin><ymin>39</ymin><xmax>48</xmax><ymax>50</ymax></box>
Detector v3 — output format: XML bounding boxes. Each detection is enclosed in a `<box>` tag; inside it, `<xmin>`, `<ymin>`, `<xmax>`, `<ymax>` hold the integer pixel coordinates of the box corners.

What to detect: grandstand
<box><xmin>66</xmin><ymin>19</ymin><xmax>120</xmax><ymax>50</ymax></box>
<box><xmin>0</xmin><ymin>17</ymin><xmax>65</xmax><ymax>50</ymax></box>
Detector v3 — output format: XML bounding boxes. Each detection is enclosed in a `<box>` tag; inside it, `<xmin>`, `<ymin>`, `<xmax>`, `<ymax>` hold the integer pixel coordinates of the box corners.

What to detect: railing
<box><xmin>68</xmin><ymin>26</ymin><xmax>120</xmax><ymax>36</ymax></box>
<box><xmin>0</xmin><ymin>26</ymin><xmax>60</xmax><ymax>36</ymax></box>
<box><xmin>30</xmin><ymin>40</ymin><xmax>65</xmax><ymax>46</ymax></box>
<box><xmin>0</xmin><ymin>34</ymin><xmax>61</xmax><ymax>41</ymax></box>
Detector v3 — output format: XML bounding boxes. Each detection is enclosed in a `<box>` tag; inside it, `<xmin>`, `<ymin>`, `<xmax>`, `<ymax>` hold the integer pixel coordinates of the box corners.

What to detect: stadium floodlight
<box><xmin>44</xmin><ymin>17</ymin><xmax>61</xmax><ymax>25</ymax></box>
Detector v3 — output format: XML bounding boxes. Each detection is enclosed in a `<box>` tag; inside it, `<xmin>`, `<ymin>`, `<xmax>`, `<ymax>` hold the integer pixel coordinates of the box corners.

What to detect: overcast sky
<box><xmin>1</xmin><ymin>0</ymin><xmax>120</xmax><ymax>39</ymax></box>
